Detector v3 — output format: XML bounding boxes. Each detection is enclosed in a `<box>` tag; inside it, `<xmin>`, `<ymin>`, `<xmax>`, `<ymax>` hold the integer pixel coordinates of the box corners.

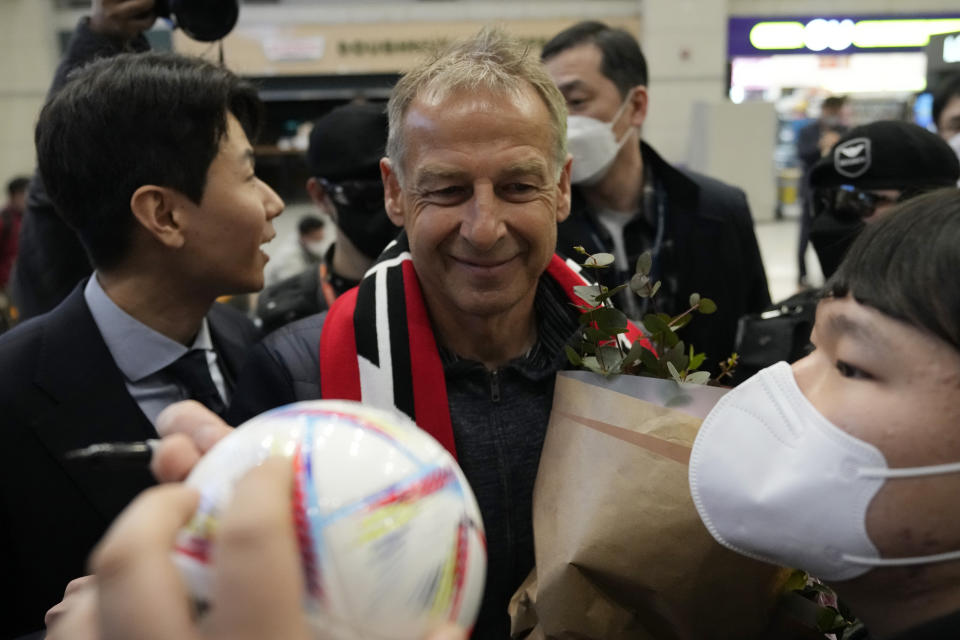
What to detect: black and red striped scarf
<box><xmin>319</xmin><ymin>233</ymin><xmax>647</xmax><ymax>458</ymax></box>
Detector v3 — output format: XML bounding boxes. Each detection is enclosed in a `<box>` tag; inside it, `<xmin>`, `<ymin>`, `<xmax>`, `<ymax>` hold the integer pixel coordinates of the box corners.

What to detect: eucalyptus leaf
<box><xmin>688</xmin><ymin>292</ymin><xmax>701</xmax><ymax>307</ymax></box>
<box><xmin>635</xmin><ymin>250</ymin><xmax>652</xmax><ymax>276</ymax></box>
<box><xmin>629</xmin><ymin>273</ymin><xmax>650</xmax><ymax>296</ymax></box>
<box><xmin>689</xmin><ymin>351</ymin><xmax>706</xmax><ymax>371</ymax></box>
<box><xmin>699</xmin><ymin>298</ymin><xmax>717</xmax><ymax>314</ymax></box>
<box><xmin>593</xmin><ymin>307</ymin><xmax>628</xmax><ymax>332</ymax></box>
<box><xmin>564</xmin><ymin>345</ymin><xmax>582</xmax><ymax>366</ymax></box>
<box><xmin>582</xmin><ymin>327</ymin><xmax>607</xmax><ymax>342</ymax></box>
<box><xmin>671</xmin><ymin>313</ymin><xmax>692</xmax><ymax>330</ymax></box>
<box><xmin>582</xmin><ymin>356</ymin><xmax>604</xmax><ymax>375</ymax></box>
<box><xmin>666</xmin><ymin>361</ymin><xmax>682</xmax><ymax>382</ymax></box>
<box><xmin>640</xmin><ymin>347</ymin><xmax>660</xmax><ymax>372</ymax></box>
<box><xmin>685</xmin><ymin>370</ymin><xmax>711</xmax><ymax>385</ymax></box>
<box><xmin>650</xmin><ymin>280</ymin><xmax>661</xmax><ymax>296</ymax></box>
<box><xmin>642</xmin><ymin>313</ymin><xmax>670</xmax><ymax>335</ymax></box>
<box><xmin>597</xmin><ymin>346</ymin><xmax>623</xmax><ymax>373</ymax></box>
<box><xmin>584</xmin><ymin>252</ymin><xmax>615</xmax><ymax>268</ymax></box>
<box><xmin>594</xmin><ymin>283</ymin><xmax>629</xmax><ymax>303</ymax></box>
<box><xmin>573</xmin><ymin>284</ymin><xmax>602</xmax><ymax>306</ymax></box>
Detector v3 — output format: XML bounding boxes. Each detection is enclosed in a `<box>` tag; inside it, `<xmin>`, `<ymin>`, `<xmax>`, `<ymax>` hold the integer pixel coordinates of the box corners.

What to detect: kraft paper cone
<box><xmin>510</xmin><ymin>372</ymin><xmax>787</xmax><ymax>639</ymax></box>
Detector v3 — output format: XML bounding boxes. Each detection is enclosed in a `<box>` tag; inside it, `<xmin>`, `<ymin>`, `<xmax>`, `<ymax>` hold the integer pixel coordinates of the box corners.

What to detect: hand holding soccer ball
<box><xmin>174</xmin><ymin>401</ymin><xmax>486</xmax><ymax>640</ymax></box>
<box><xmin>46</xmin><ymin>401</ymin><xmax>484</xmax><ymax>640</ymax></box>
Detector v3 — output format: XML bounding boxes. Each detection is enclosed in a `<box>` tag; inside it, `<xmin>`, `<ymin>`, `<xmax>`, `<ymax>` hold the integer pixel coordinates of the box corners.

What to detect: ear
<box><xmin>129</xmin><ymin>185</ymin><xmax>186</xmax><ymax>249</ymax></box>
<box><xmin>628</xmin><ymin>86</ymin><xmax>649</xmax><ymax>129</ymax></box>
<box><xmin>380</xmin><ymin>157</ymin><xmax>406</xmax><ymax>227</ymax></box>
<box><xmin>555</xmin><ymin>154</ymin><xmax>573</xmax><ymax>224</ymax></box>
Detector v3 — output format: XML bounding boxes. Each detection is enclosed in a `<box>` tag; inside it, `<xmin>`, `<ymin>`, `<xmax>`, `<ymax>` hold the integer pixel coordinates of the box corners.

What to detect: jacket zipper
<box><xmin>490</xmin><ymin>369</ymin><xmax>501</xmax><ymax>403</ymax></box>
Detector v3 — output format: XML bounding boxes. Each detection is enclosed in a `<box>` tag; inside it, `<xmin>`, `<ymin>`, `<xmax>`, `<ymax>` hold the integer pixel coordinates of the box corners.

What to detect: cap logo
<box><xmin>834</xmin><ymin>137</ymin><xmax>871</xmax><ymax>178</ymax></box>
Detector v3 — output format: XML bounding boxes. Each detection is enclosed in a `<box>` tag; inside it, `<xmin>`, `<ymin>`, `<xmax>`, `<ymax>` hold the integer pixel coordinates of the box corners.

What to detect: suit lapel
<box><xmin>30</xmin><ymin>286</ymin><xmax>156</xmax><ymax>520</ymax></box>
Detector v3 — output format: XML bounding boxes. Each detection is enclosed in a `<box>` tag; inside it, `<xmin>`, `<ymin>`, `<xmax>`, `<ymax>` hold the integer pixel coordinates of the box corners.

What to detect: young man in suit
<box><xmin>0</xmin><ymin>52</ymin><xmax>283</xmax><ymax>637</ymax></box>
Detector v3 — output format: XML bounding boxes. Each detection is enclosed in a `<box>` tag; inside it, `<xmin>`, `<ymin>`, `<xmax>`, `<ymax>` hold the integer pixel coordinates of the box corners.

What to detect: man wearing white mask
<box><xmin>542</xmin><ymin>22</ymin><xmax>770</xmax><ymax>373</ymax></box>
<box><xmin>933</xmin><ymin>74</ymin><xmax>960</xmax><ymax>173</ymax></box>
<box><xmin>690</xmin><ymin>189</ymin><xmax>960</xmax><ymax>639</ymax></box>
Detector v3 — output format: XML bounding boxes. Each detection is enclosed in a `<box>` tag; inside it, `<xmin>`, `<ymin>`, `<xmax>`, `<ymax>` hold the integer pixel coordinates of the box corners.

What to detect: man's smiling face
<box><xmin>381</xmin><ymin>84</ymin><xmax>571</xmax><ymax>322</ymax></box>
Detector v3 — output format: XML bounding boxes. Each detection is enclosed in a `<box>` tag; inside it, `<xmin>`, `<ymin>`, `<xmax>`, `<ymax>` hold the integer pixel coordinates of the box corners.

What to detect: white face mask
<box><xmin>304</xmin><ymin>241</ymin><xmax>326</xmax><ymax>258</ymax></box>
<box><xmin>566</xmin><ymin>94</ymin><xmax>635</xmax><ymax>185</ymax></box>
<box><xmin>689</xmin><ymin>361</ymin><xmax>960</xmax><ymax>582</ymax></box>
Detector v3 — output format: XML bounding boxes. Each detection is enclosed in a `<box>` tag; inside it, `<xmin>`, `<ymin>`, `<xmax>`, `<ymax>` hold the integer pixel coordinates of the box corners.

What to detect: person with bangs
<box><xmin>692</xmin><ymin>188</ymin><xmax>960</xmax><ymax>640</ymax></box>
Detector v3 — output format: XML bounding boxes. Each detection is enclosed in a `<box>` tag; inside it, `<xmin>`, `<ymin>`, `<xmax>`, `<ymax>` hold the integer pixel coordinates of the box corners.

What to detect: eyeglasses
<box><xmin>814</xmin><ymin>185</ymin><xmax>918</xmax><ymax>221</ymax></box>
<box><xmin>317</xmin><ymin>178</ymin><xmax>384</xmax><ymax>211</ymax></box>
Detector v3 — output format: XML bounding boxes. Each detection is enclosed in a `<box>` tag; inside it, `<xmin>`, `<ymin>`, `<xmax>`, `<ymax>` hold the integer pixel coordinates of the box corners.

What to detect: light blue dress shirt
<box><xmin>84</xmin><ymin>276</ymin><xmax>229</xmax><ymax>426</ymax></box>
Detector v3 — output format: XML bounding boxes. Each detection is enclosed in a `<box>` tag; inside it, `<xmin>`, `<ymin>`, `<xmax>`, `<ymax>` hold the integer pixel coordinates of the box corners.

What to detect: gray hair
<box><xmin>385</xmin><ymin>27</ymin><xmax>568</xmax><ymax>183</ymax></box>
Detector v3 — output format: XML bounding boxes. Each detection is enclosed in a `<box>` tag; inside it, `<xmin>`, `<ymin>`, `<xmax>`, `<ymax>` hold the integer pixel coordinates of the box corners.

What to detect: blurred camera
<box><xmin>153</xmin><ymin>0</ymin><xmax>240</xmax><ymax>42</ymax></box>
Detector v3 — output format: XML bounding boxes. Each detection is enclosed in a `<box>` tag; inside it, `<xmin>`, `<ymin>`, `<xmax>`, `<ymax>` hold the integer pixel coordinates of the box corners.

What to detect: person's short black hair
<box><xmin>821</xmin><ymin>96</ymin><xmax>848</xmax><ymax>113</ymax></box>
<box><xmin>35</xmin><ymin>52</ymin><xmax>263</xmax><ymax>270</ymax></box>
<box><xmin>541</xmin><ymin>21</ymin><xmax>648</xmax><ymax>97</ymax></box>
<box><xmin>297</xmin><ymin>215</ymin><xmax>325</xmax><ymax>236</ymax></box>
<box><xmin>826</xmin><ymin>188</ymin><xmax>960</xmax><ymax>352</ymax></box>
<box><xmin>6</xmin><ymin>176</ymin><xmax>29</xmax><ymax>198</ymax></box>
<box><xmin>933</xmin><ymin>74</ymin><xmax>960</xmax><ymax>132</ymax></box>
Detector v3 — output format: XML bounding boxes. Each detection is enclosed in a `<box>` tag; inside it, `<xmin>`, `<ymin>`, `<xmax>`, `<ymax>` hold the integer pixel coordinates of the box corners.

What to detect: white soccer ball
<box><xmin>173</xmin><ymin>400</ymin><xmax>486</xmax><ymax>640</ymax></box>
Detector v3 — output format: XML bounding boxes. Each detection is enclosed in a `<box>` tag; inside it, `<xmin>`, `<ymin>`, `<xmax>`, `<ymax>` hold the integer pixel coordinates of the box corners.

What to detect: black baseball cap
<box><xmin>306</xmin><ymin>102</ymin><xmax>388</xmax><ymax>181</ymax></box>
<box><xmin>810</xmin><ymin>120</ymin><xmax>959</xmax><ymax>190</ymax></box>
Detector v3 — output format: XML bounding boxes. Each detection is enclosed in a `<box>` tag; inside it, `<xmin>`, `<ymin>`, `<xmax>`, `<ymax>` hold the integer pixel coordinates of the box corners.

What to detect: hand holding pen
<box><xmin>48</xmin><ymin>401</ymin><xmax>467</xmax><ymax>640</ymax></box>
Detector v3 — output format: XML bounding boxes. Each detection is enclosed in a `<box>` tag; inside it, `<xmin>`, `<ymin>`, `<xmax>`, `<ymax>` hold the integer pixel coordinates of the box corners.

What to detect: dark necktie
<box><xmin>164</xmin><ymin>349</ymin><xmax>226</xmax><ymax>417</ymax></box>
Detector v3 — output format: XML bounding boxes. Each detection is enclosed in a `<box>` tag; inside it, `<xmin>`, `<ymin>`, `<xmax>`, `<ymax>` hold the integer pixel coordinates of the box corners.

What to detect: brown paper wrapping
<box><xmin>509</xmin><ymin>372</ymin><xmax>788</xmax><ymax>639</ymax></box>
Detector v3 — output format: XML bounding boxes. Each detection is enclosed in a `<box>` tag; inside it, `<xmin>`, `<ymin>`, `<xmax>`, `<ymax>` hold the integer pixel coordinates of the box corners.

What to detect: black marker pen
<box><xmin>64</xmin><ymin>439</ymin><xmax>162</xmax><ymax>465</ymax></box>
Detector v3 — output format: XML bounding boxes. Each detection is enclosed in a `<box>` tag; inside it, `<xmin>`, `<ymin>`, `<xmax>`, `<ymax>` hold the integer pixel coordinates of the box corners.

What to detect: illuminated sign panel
<box><xmin>946</xmin><ymin>33</ymin><xmax>960</xmax><ymax>63</ymax></box>
<box><xmin>729</xmin><ymin>15</ymin><xmax>960</xmax><ymax>57</ymax></box>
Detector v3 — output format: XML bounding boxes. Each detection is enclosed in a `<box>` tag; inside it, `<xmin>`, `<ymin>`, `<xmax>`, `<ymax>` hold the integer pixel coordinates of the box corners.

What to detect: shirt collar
<box><xmin>84</xmin><ymin>275</ymin><xmax>214</xmax><ymax>382</ymax></box>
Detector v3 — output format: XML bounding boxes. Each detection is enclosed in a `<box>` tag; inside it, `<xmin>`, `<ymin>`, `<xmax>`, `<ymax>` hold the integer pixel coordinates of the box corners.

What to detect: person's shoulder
<box><xmin>0</xmin><ymin>312</ymin><xmax>52</xmax><ymax>388</ymax></box>
<box><xmin>681</xmin><ymin>168</ymin><xmax>747</xmax><ymax>202</ymax></box>
<box><xmin>263</xmin><ymin>311</ymin><xmax>327</xmax><ymax>358</ymax></box>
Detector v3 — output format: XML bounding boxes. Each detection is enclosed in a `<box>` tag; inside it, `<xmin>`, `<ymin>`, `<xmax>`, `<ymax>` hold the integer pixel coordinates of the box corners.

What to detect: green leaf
<box><xmin>689</xmin><ymin>351</ymin><xmax>706</xmax><ymax>370</ymax></box>
<box><xmin>573</xmin><ymin>284</ymin><xmax>602</xmax><ymax>306</ymax></box>
<box><xmin>686</xmin><ymin>370</ymin><xmax>711</xmax><ymax>385</ymax></box>
<box><xmin>688</xmin><ymin>292</ymin><xmax>701</xmax><ymax>307</ymax></box>
<box><xmin>593</xmin><ymin>307</ymin><xmax>628</xmax><ymax>333</ymax></box>
<box><xmin>650</xmin><ymin>280</ymin><xmax>661</xmax><ymax>297</ymax></box>
<box><xmin>622</xmin><ymin>339</ymin><xmax>650</xmax><ymax>368</ymax></box>
<box><xmin>564</xmin><ymin>345</ymin><xmax>582</xmax><ymax>366</ymax></box>
<box><xmin>635</xmin><ymin>251</ymin><xmax>652</xmax><ymax>276</ymax></box>
<box><xmin>582</xmin><ymin>356</ymin><xmax>604</xmax><ymax>375</ymax></box>
<box><xmin>594</xmin><ymin>283</ymin><xmax>628</xmax><ymax>303</ymax></box>
<box><xmin>671</xmin><ymin>313</ymin><xmax>692</xmax><ymax>330</ymax></box>
<box><xmin>582</xmin><ymin>327</ymin><xmax>607</xmax><ymax>342</ymax></box>
<box><xmin>699</xmin><ymin>298</ymin><xmax>717</xmax><ymax>314</ymax></box>
<box><xmin>642</xmin><ymin>313</ymin><xmax>670</xmax><ymax>335</ymax></box>
<box><xmin>782</xmin><ymin>569</ymin><xmax>809</xmax><ymax>593</ymax></box>
<box><xmin>629</xmin><ymin>273</ymin><xmax>650</xmax><ymax>296</ymax></box>
<box><xmin>661</xmin><ymin>327</ymin><xmax>679</xmax><ymax>348</ymax></box>
<box><xmin>596</xmin><ymin>346</ymin><xmax>623</xmax><ymax>373</ymax></box>
<box><xmin>584</xmin><ymin>252</ymin><xmax>615</xmax><ymax>268</ymax></box>
<box><xmin>640</xmin><ymin>348</ymin><xmax>663</xmax><ymax>376</ymax></box>
<box><xmin>666</xmin><ymin>361</ymin><xmax>682</xmax><ymax>382</ymax></box>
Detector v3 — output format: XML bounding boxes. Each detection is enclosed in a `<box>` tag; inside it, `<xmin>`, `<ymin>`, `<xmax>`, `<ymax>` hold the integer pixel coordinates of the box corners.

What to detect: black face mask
<box><xmin>809</xmin><ymin>185</ymin><xmax>920</xmax><ymax>279</ymax></box>
<box><xmin>809</xmin><ymin>212</ymin><xmax>864</xmax><ymax>281</ymax></box>
<box><xmin>321</xmin><ymin>179</ymin><xmax>400</xmax><ymax>260</ymax></box>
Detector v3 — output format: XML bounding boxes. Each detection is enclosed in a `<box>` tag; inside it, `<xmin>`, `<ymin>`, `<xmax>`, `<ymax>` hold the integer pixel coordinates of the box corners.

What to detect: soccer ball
<box><xmin>173</xmin><ymin>400</ymin><xmax>486</xmax><ymax>639</ymax></box>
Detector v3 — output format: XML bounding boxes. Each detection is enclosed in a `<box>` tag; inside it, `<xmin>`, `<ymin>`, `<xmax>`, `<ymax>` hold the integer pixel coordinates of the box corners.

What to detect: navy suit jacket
<box><xmin>0</xmin><ymin>284</ymin><xmax>258</xmax><ymax>638</ymax></box>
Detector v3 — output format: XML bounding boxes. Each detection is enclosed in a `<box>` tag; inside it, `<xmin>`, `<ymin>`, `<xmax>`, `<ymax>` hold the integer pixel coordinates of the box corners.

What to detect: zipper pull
<box><xmin>490</xmin><ymin>369</ymin><xmax>501</xmax><ymax>403</ymax></box>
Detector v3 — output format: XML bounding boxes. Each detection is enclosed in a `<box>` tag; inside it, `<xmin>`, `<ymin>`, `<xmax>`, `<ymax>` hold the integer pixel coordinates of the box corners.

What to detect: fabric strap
<box><xmin>319</xmin><ymin>233</ymin><xmax>648</xmax><ymax>458</ymax></box>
